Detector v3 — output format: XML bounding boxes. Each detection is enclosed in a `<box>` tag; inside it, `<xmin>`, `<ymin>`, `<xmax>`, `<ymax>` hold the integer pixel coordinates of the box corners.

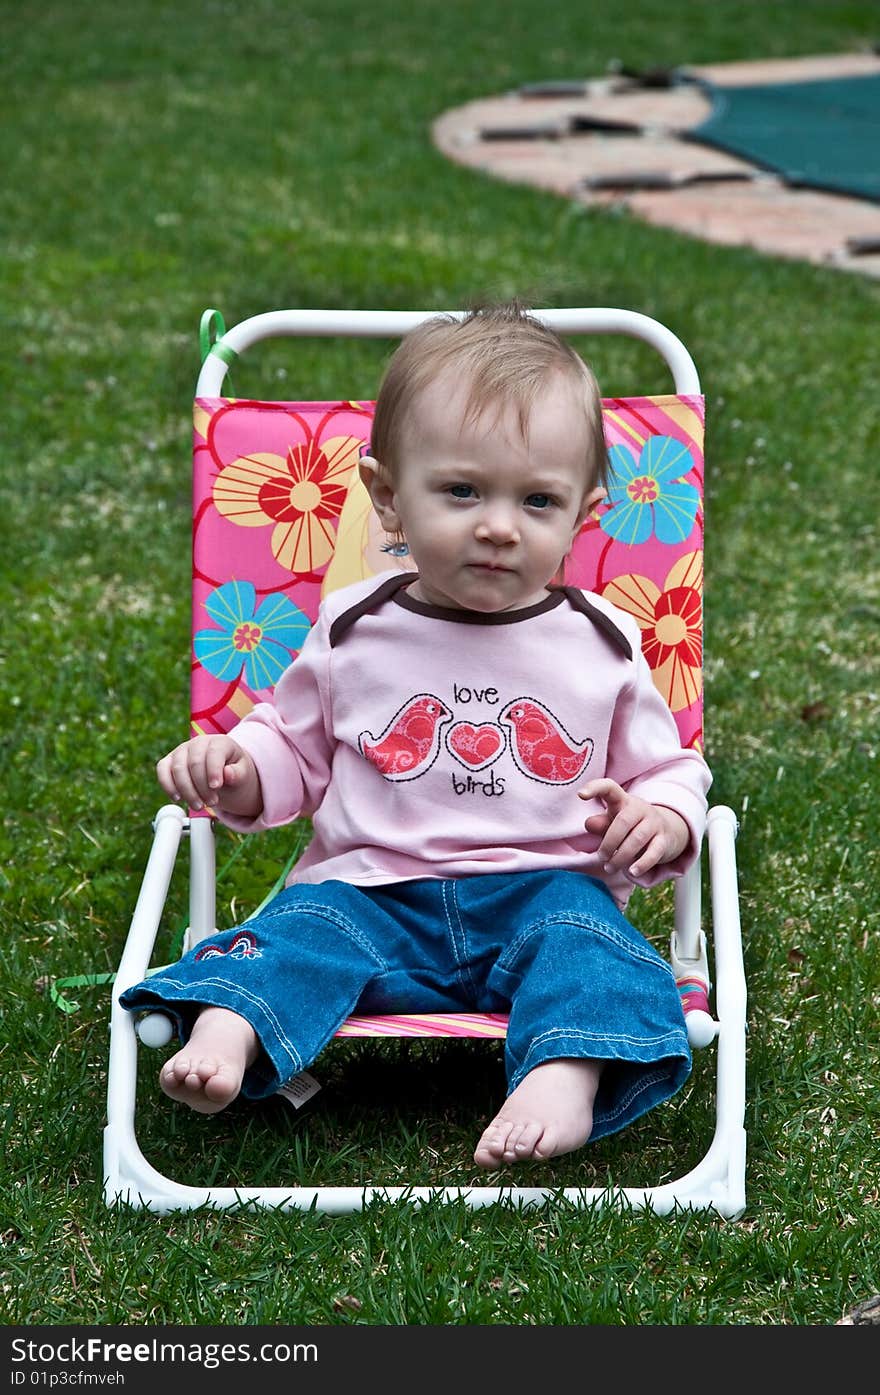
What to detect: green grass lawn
<box><xmin>1</xmin><ymin>0</ymin><xmax>878</xmax><ymax>1330</ymax></box>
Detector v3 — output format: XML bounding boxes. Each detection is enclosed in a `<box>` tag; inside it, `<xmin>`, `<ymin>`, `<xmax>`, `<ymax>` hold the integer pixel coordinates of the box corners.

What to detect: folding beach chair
<box><xmin>104</xmin><ymin>306</ymin><xmax>746</xmax><ymax>1216</ymax></box>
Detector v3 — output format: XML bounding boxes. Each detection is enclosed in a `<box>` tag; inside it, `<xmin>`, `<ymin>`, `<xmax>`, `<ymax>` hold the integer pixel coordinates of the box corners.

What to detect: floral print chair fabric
<box><xmin>190</xmin><ymin>392</ymin><xmax>704</xmax><ymax>1037</ymax></box>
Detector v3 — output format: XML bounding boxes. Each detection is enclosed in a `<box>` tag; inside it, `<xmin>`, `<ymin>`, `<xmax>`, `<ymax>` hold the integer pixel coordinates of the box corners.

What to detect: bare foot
<box><xmin>159</xmin><ymin>1006</ymin><xmax>259</xmax><ymax>1114</ymax></box>
<box><xmin>473</xmin><ymin>1058</ymin><xmax>602</xmax><ymax>1167</ymax></box>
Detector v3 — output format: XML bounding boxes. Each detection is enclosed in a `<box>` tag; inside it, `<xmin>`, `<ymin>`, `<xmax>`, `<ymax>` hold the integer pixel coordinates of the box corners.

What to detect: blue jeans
<box><xmin>120</xmin><ymin>869</ymin><xmax>691</xmax><ymax>1141</ymax></box>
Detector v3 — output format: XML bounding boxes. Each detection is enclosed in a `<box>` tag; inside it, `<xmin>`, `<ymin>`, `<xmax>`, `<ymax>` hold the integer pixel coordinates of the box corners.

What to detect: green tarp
<box><xmin>685</xmin><ymin>72</ymin><xmax>880</xmax><ymax>203</ymax></box>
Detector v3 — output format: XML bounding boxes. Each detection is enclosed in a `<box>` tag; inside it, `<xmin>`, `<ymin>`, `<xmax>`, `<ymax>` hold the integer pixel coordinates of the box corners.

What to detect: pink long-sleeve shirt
<box><xmin>221</xmin><ymin>571</ymin><xmax>711</xmax><ymax>909</ymax></box>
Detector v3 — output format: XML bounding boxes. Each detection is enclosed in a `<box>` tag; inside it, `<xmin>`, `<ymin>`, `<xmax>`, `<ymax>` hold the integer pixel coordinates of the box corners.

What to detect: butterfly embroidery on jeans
<box><xmin>194</xmin><ymin>930</ymin><xmax>262</xmax><ymax>961</ymax></box>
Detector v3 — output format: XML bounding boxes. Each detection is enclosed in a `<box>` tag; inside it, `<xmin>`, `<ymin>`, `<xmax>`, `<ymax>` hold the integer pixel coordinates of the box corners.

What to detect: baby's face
<box><xmin>381</xmin><ymin>371</ymin><xmax>603</xmax><ymax>614</ymax></box>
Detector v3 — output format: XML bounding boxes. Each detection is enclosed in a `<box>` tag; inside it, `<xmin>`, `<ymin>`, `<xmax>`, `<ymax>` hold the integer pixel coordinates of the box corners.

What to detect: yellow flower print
<box><xmin>212</xmin><ymin>434</ymin><xmax>361</xmax><ymax>576</ymax></box>
<box><xmin>602</xmin><ymin>551</ymin><xmax>703</xmax><ymax>713</ymax></box>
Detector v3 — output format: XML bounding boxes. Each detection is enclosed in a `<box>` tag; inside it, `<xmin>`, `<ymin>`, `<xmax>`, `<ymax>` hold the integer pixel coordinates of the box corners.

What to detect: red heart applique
<box><xmin>446</xmin><ymin>722</ymin><xmax>505</xmax><ymax>770</ymax></box>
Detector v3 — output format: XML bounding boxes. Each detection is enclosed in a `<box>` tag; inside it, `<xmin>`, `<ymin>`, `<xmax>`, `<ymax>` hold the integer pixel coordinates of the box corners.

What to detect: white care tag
<box><xmin>276</xmin><ymin>1070</ymin><xmax>322</xmax><ymax>1109</ymax></box>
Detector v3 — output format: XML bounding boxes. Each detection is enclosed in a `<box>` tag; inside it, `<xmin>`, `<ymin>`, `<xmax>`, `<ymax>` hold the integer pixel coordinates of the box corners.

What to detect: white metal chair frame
<box><xmin>104</xmin><ymin>308</ymin><xmax>746</xmax><ymax>1216</ymax></box>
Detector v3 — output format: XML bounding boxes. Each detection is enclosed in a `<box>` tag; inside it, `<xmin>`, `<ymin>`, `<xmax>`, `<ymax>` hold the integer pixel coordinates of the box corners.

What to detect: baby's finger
<box><xmin>628</xmin><ymin>833</ymin><xmax>665</xmax><ymax>878</ymax></box>
<box><xmin>602</xmin><ymin>814</ymin><xmax>658</xmax><ymax>870</ymax></box>
<box><xmin>596</xmin><ymin>807</ymin><xmax>641</xmax><ymax>865</ymax></box>
<box><xmin>609</xmin><ymin>830</ymin><xmax>651</xmax><ymax>873</ymax></box>
<box><xmin>155</xmin><ymin>754</ymin><xmax>181</xmax><ymax>801</ymax></box>
<box><xmin>204</xmin><ymin>743</ymin><xmax>234</xmax><ymax>796</ymax></box>
<box><xmin>169</xmin><ymin>749</ymin><xmax>213</xmax><ymax>810</ymax></box>
<box><xmin>578</xmin><ymin>778</ymin><xmax>625</xmax><ymax>807</ymax></box>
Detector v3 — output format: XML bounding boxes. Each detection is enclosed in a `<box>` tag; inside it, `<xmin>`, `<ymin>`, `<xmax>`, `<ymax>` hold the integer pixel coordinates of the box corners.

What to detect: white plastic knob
<box><xmin>136</xmin><ymin>1011</ymin><xmax>175</xmax><ymax>1048</ymax></box>
<box><xmin>686</xmin><ymin>1010</ymin><xmax>717</xmax><ymax>1049</ymax></box>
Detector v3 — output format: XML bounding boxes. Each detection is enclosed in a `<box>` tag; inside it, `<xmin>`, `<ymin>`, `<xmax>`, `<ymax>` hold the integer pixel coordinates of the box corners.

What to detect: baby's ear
<box><xmin>579</xmin><ymin>485</ymin><xmax>606</xmax><ymax>523</ymax></box>
<box><xmin>358</xmin><ymin>455</ymin><xmax>399</xmax><ymax>529</ymax></box>
<box><xmin>358</xmin><ymin>454</ymin><xmax>385</xmax><ymax>495</ymax></box>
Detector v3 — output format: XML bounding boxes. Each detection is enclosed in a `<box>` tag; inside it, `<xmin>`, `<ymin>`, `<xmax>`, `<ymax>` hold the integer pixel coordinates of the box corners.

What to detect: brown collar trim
<box><xmin>329</xmin><ymin>573</ymin><xmax>632</xmax><ymax>657</ymax></box>
<box><xmin>393</xmin><ymin>584</ymin><xmax>565</xmax><ymax>625</ymax></box>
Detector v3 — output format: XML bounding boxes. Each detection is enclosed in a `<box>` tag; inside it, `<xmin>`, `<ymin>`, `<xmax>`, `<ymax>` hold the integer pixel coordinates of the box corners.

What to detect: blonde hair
<box><xmin>369</xmin><ymin>300</ymin><xmax>609</xmax><ymax>489</ymax></box>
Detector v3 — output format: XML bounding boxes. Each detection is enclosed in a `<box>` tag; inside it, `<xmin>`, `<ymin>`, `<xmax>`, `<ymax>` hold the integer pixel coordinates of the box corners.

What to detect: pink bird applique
<box><xmin>359</xmin><ymin>694</ymin><xmax>453</xmax><ymax>781</ymax></box>
<box><xmin>499</xmin><ymin>697</ymin><xmax>593</xmax><ymax>784</ymax></box>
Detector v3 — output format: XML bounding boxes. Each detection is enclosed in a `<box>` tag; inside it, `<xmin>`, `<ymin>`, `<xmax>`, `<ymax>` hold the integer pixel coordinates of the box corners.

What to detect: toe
<box><xmin>474</xmin><ymin>1119</ymin><xmax>513</xmax><ymax>1168</ymax></box>
<box><xmin>202</xmin><ymin>1063</ymin><xmax>239</xmax><ymax>1104</ymax></box>
<box><xmin>533</xmin><ymin>1126</ymin><xmax>562</xmax><ymax>1160</ymax></box>
<box><xmin>511</xmin><ymin>1120</ymin><xmax>545</xmax><ymax>1161</ymax></box>
<box><xmin>161</xmin><ymin>1055</ymin><xmax>191</xmax><ymax>1086</ymax></box>
<box><xmin>501</xmin><ymin>1121</ymin><xmax>528</xmax><ymax>1162</ymax></box>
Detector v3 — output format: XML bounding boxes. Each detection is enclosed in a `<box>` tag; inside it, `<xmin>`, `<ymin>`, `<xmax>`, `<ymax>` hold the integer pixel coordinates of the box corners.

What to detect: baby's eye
<box><xmin>449</xmin><ymin>483</ymin><xmax>476</xmax><ymax>499</ymax></box>
<box><xmin>525</xmin><ymin>493</ymin><xmax>554</xmax><ymax>509</ymax></box>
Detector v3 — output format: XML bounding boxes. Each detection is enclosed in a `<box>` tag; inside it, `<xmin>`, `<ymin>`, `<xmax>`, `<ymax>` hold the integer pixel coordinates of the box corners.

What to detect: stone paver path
<box><xmin>433</xmin><ymin>52</ymin><xmax>880</xmax><ymax>277</ymax></box>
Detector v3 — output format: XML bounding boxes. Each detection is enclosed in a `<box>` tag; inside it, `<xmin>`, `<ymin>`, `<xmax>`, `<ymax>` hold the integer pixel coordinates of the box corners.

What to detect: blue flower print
<box><xmin>194</xmin><ymin>581</ymin><xmax>311</xmax><ymax>689</ymax></box>
<box><xmin>601</xmin><ymin>435</ymin><xmax>699</xmax><ymax>546</ymax></box>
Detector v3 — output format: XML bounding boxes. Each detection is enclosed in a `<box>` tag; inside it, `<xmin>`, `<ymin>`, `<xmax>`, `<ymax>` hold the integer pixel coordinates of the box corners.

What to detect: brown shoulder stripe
<box><xmin>329</xmin><ymin>573</ymin><xmax>415</xmax><ymax>647</ymax></box>
<box><xmin>558</xmin><ymin>587</ymin><xmax>633</xmax><ymax>660</ymax></box>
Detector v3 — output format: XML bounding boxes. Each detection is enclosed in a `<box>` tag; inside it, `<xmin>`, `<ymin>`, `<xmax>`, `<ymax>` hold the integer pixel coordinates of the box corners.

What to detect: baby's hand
<box><xmin>578</xmin><ymin>778</ymin><xmax>689</xmax><ymax>879</ymax></box>
<box><xmin>157</xmin><ymin>735</ymin><xmax>261</xmax><ymax>815</ymax></box>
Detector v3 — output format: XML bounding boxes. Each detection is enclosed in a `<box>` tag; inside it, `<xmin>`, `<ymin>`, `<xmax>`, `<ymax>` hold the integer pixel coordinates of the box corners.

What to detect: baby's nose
<box><xmin>476</xmin><ymin>504</ymin><xmax>520</xmax><ymax>543</ymax></box>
